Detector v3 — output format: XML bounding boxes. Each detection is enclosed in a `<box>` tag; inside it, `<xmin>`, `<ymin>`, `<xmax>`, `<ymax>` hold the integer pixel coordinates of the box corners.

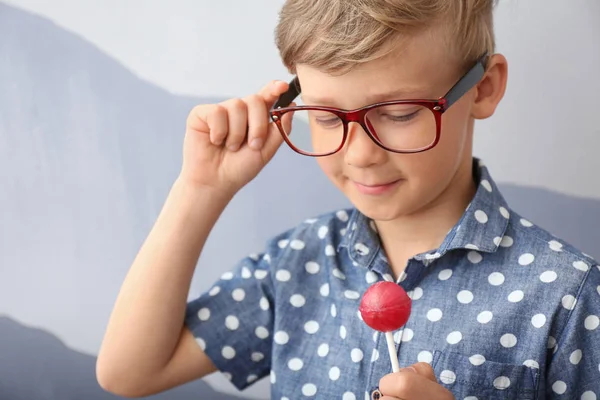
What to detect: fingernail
<box><xmin>250</xmin><ymin>138</ymin><xmax>264</xmax><ymax>150</ymax></box>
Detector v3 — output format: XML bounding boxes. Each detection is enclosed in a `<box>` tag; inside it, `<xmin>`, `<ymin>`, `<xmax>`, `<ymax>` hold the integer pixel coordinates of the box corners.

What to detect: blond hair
<box><xmin>275</xmin><ymin>0</ymin><xmax>497</xmax><ymax>74</ymax></box>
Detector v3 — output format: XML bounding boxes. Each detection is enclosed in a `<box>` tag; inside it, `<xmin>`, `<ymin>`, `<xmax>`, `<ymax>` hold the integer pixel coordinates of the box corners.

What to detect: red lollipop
<box><xmin>359</xmin><ymin>281</ymin><xmax>412</xmax><ymax>372</ymax></box>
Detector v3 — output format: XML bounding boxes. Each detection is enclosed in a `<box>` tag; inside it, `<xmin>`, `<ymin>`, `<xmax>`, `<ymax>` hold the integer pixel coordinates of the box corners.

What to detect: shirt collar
<box><xmin>338</xmin><ymin>158</ymin><xmax>510</xmax><ymax>267</ymax></box>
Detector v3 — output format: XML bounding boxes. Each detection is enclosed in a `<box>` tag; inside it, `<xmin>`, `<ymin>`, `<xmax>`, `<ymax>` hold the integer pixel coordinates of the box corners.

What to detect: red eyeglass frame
<box><xmin>269</xmin><ymin>53</ymin><xmax>489</xmax><ymax>157</ymax></box>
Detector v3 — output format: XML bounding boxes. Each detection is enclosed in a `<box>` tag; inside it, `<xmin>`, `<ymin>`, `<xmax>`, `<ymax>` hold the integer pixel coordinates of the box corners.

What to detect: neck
<box><xmin>376</xmin><ymin>158</ymin><xmax>477</xmax><ymax>263</ymax></box>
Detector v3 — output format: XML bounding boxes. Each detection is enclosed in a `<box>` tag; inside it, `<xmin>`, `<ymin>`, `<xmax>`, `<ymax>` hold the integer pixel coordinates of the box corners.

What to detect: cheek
<box><xmin>316</xmin><ymin>157</ymin><xmax>342</xmax><ymax>180</ymax></box>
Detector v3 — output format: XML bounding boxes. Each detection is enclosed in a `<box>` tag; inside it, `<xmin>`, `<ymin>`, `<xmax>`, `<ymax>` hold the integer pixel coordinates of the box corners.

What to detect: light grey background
<box><xmin>0</xmin><ymin>1</ymin><xmax>598</xmax><ymax>399</ymax></box>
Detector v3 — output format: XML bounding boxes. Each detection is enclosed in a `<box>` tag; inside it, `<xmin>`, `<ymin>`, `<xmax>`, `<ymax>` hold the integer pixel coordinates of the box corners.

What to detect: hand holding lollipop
<box><xmin>359</xmin><ymin>281</ymin><xmax>412</xmax><ymax>372</ymax></box>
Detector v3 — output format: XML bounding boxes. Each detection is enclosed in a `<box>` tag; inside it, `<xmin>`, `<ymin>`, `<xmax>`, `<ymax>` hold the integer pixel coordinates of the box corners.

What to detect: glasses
<box><xmin>269</xmin><ymin>54</ymin><xmax>488</xmax><ymax>157</ymax></box>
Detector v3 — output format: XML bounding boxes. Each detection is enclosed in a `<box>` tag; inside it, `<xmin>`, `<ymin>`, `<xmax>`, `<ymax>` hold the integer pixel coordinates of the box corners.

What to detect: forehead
<box><xmin>296</xmin><ymin>30</ymin><xmax>459</xmax><ymax>107</ymax></box>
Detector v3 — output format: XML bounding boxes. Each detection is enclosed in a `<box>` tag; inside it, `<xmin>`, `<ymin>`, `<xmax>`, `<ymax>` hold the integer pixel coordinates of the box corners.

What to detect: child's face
<box><xmin>295</xmin><ymin>32</ymin><xmax>481</xmax><ymax>222</ymax></box>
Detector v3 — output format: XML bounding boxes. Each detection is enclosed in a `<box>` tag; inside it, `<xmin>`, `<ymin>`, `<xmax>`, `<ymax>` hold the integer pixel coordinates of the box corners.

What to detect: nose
<box><xmin>343</xmin><ymin>121</ymin><xmax>387</xmax><ymax>168</ymax></box>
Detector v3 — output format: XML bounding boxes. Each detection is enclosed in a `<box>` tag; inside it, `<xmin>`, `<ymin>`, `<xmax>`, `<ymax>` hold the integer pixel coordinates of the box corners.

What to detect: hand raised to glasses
<box><xmin>178</xmin><ymin>80</ymin><xmax>293</xmax><ymax>197</ymax></box>
<box><xmin>377</xmin><ymin>363</ymin><xmax>454</xmax><ymax>400</ymax></box>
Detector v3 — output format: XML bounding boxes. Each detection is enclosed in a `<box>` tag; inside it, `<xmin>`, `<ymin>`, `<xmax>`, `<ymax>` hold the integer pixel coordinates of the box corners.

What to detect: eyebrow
<box><xmin>301</xmin><ymin>86</ymin><xmax>435</xmax><ymax>106</ymax></box>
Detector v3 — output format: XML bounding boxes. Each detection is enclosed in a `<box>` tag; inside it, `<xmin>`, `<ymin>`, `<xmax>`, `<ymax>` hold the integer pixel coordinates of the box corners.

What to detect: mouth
<box><xmin>352</xmin><ymin>179</ymin><xmax>403</xmax><ymax>195</ymax></box>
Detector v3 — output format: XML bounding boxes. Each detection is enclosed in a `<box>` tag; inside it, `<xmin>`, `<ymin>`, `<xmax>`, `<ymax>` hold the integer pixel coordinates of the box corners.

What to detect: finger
<box><xmin>379</xmin><ymin>369</ymin><xmax>452</xmax><ymax>400</ymax></box>
<box><xmin>221</xmin><ymin>98</ymin><xmax>248</xmax><ymax>151</ymax></box>
<box><xmin>257</xmin><ymin>80</ymin><xmax>291</xmax><ymax>110</ymax></box>
<box><xmin>203</xmin><ymin>105</ymin><xmax>228</xmax><ymax>146</ymax></box>
<box><xmin>261</xmin><ymin>103</ymin><xmax>296</xmax><ymax>159</ymax></box>
<box><xmin>407</xmin><ymin>362</ymin><xmax>437</xmax><ymax>383</ymax></box>
<box><xmin>244</xmin><ymin>94</ymin><xmax>269</xmax><ymax>150</ymax></box>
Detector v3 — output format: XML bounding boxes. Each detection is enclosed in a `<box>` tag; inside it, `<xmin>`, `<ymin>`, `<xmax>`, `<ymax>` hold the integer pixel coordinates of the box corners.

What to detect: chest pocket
<box><xmin>431</xmin><ymin>351</ymin><xmax>540</xmax><ymax>400</ymax></box>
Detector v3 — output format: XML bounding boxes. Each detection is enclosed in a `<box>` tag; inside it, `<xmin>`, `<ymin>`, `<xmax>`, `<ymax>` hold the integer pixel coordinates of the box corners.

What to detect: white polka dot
<box><xmin>274</xmin><ymin>331</ymin><xmax>289</xmax><ymax>345</ymax></box>
<box><xmin>255</xmin><ymin>326</ymin><xmax>269</xmax><ymax>339</ymax></box>
<box><xmin>251</xmin><ymin>352</ymin><xmax>264</xmax><ymax>362</ymax></box>
<box><xmin>221</xmin><ymin>272</ymin><xmax>234</xmax><ymax>280</ymax></box>
<box><xmin>531</xmin><ymin>314</ymin><xmax>547</xmax><ymax>328</ymax></box>
<box><xmin>276</xmin><ymin>270</ymin><xmax>291</xmax><ymax>282</ymax></box>
<box><xmin>196</xmin><ymin>337</ymin><xmax>206</xmax><ymax>350</ymax></box>
<box><xmin>331</xmin><ymin>304</ymin><xmax>337</xmax><ymax>317</ymax></box>
<box><xmin>465</xmin><ymin>244</ymin><xmax>480</xmax><ymax>250</ymax></box>
<box><xmin>241</xmin><ymin>267</ymin><xmax>252</xmax><ymax>279</ymax></box>
<box><xmin>520</xmin><ymin>218</ymin><xmax>533</xmax><ymax>227</ymax></box>
<box><xmin>447</xmin><ymin>331</ymin><xmax>463</xmax><ymax>345</ymax></box>
<box><xmin>337</xmin><ymin>210</ymin><xmax>349</xmax><ymax>221</ymax></box>
<box><xmin>366</xmin><ymin>271</ymin><xmax>378</xmax><ymax>283</ymax></box>
<box><xmin>519</xmin><ymin>253</ymin><xmax>535</xmax><ymax>266</ymax></box>
<box><xmin>411</xmin><ymin>287</ymin><xmax>424</xmax><ymax>300</ymax></box>
<box><xmin>597</xmin><ymin>285</ymin><xmax>600</xmax><ymax>297</ymax></box>
<box><xmin>468</xmin><ymin>251</ymin><xmax>483</xmax><ymax>264</ymax></box>
<box><xmin>573</xmin><ymin>260</ymin><xmax>590</xmax><ymax>272</ymax></box>
<box><xmin>222</xmin><ymin>372</ymin><xmax>232</xmax><ymax>381</ymax></box>
<box><xmin>548</xmin><ymin>336</ymin><xmax>557</xmax><ymax>349</ymax></box>
<box><xmin>457</xmin><ymin>290</ymin><xmax>474</xmax><ymax>304</ymax></box>
<box><xmin>263</xmin><ymin>254</ymin><xmax>271</xmax><ymax>263</ymax></box>
<box><xmin>493</xmin><ymin>237</ymin><xmax>501</xmax><ymax>246</ymax></box>
<box><xmin>427</xmin><ymin>308</ymin><xmax>443</xmax><ymax>322</ymax></box>
<box><xmin>345</xmin><ymin>290</ymin><xmax>360</xmax><ymax>300</ymax></box>
<box><xmin>383</xmin><ymin>273</ymin><xmax>394</xmax><ymax>282</ymax></box>
<box><xmin>562</xmin><ymin>295</ymin><xmax>577</xmax><ymax>310</ymax></box>
<box><xmin>340</xmin><ymin>228</ymin><xmax>347</xmax><ymax>236</ymax></box>
<box><xmin>318</xmin><ymin>226</ymin><xmax>328</xmax><ymax>239</ymax></box>
<box><xmin>469</xmin><ymin>354</ymin><xmax>486</xmax><ymax>366</ymax></box>
<box><xmin>209</xmin><ymin>286</ymin><xmax>221</xmax><ymax>296</ymax></box>
<box><xmin>500</xmin><ymin>333</ymin><xmax>517</xmax><ymax>348</ymax></box>
<box><xmin>356</xmin><ymin>310</ymin><xmax>363</xmax><ymax>321</ymax></box>
<box><xmin>225</xmin><ymin>316</ymin><xmax>239</xmax><ymax>330</ymax></box>
<box><xmin>291</xmin><ymin>239</ymin><xmax>305</xmax><ymax>250</ymax></box>
<box><xmin>402</xmin><ymin>328</ymin><xmax>414</xmax><ymax>342</ymax></box>
<box><xmin>355</xmin><ymin>243</ymin><xmax>370</xmax><ymax>255</ymax></box>
<box><xmin>569</xmin><ymin>349</ymin><xmax>582</xmax><ymax>365</ymax></box>
<box><xmin>475</xmin><ymin>210</ymin><xmax>488</xmax><ymax>223</ymax></box>
<box><xmin>318</xmin><ymin>343</ymin><xmax>329</xmax><ymax>357</ymax></box>
<box><xmin>304</xmin><ymin>321</ymin><xmax>319</xmax><ymax>334</ymax></box>
<box><xmin>254</xmin><ymin>269</ymin><xmax>268</xmax><ymax>279</ymax></box>
<box><xmin>440</xmin><ymin>370</ymin><xmax>456</xmax><ymax>385</ymax></box>
<box><xmin>494</xmin><ymin>376</ymin><xmax>511</xmax><ymax>390</ymax></box>
<box><xmin>584</xmin><ymin>315</ymin><xmax>600</xmax><ymax>330</ymax></box>
<box><xmin>222</xmin><ymin>346</ymin><xmax>236</xmax><ymax>359</ymax></box>
<box><xmin>325</xmin><ymin>245</ymin><xmax>336</xmax><ymax>256</ymax></box>
<box><xmin>270</xmin><ymin>371</ymin><xmax>276</xmax><ymax>384</ymax></box>
<box><xmin>439</xmin><ymin>269</ymin><xmax>453</xmax><ymax>280</ymax></box>
<box><xmin>549</xmin><ymin>240</ymin><xmax>563</xmax><ymax>252</ymax></box>
<box><xmin>499</xmin><ymin>207</ymin><xmax>510</xmax><ymax>219</ymax></box>
<box><xmin>328</xmin><ymin>366</ymin><xmax>340</xmax><ymax>380</ymax></box>
<box><xmin>260</xmin><ymin>297</ymin><xmax>270</xmax><ymax>311</ymax></box>
<box><xmin>343</xmin><ymin>392</ymin><xmax>356</xmax><ymax>400</ymax></box>
<box><xmin>232</xmin><ymin>288</ymin><xmax>246</xmax><ymax>301</ymax></box>
<box><xmin>477</xmin><ymin>311</ymin><xmax>493</xmax><ymax>324</ymax></box>
<box><xmin>332</xmin><ymin>268</ymin><xmax>346</xmax><ymax>280</ymax></box>
<box><xmin>278</xmin><ymin>240</ymin><xmax>289</xmax><ymax>248</ymax></box>
<box><xmin>488</xmin><ymin>272</ymin><xmax>505</xmax><ymax>286</ymax></box>
<box><xmin>288</xmin><ymin>358</ymin><xmax>304</xmax><ymax>371</ymax></box>
<box><xmin>198</xmin><ymin>308</ymin><xmax>211</xmax><ymax>321</ymax></box>
<box><xmin>371</xmin><ymin>349</ymin><xmax>380</xmax><ymax>362</ymax></box>
<box><xmin>302</xmin><ymin>383</ymin><xmax>317</xmax><ymax>397</ymax></box>
<box><xmin>290</xmin><ymin>294</ymin><xmax>306</xmax><ymax>307</ymax></box>
<box><xmin>500</xmin><ymin>236</ymin><xmax>514</xmax><ymax>247</ymax></box>
<box><xmin>552</xmin><ymin>381</ymin><xmax>567</xmax><ymax>394</ymax></box>
<box><xmin>464</xmin><ymin>397</ymin><xmax>478</xmax><ymax>400</ymax></box>
<box><xmin>523</xmin><ymin>359</ymin><xmax>539</xmax><ymax>369</ymax></box>
<box><xmin>351</xmin><ymin>348</ymin><xmax>364</xmax><ymax>362</ymax></box>
<box><xmin>320</xmin><ymin>283</ymin><xmax>330</xmax><ymax>296</ymax></box>
<box><xmin>249</xmin><ymin>253</ymin><xmax>259</xmax><ymax>261</ymax></box>
<box><xmin>581</xmin><ymin>391</ymin><xmax>597</xmax><ymax>400</ymax></box>
<box><xmin>247</xmin><ymin>374</ymin><xmax>257</xmax><ymax>383</ymax></box>
<box><xmin>340</xmin><ymin>325</ymin><xmax>347</xmax><ymax>339</ymax></box>
<box><xmin>540</xmin><ymin>271</ymin><xmax>558</xmax><ymax>283</ymax></box>
<box><xmin>418</xmin><ymin>351</ymin><xmax>433</xmax><ymax>363</ymax></box>
<box><xmin>508</xmin><ymin>290</ymin><xmax>524</xmax><ymax>303</ymax></box>
<box><xmin>305</xmin><ymin>261</ymin><xmax>320</xmax><ymax>274</ymax></box>
<box><xmin>373</xmin><ymin>332</ymin><xmax>378</xmax><ymax>342</ymax></box>
<box><xmin>481</xmin><ymin>180</ymin><xmax>493</xmax><ymax>192</ymax></box>
<box><xmin>369</xmin><ymin>220</ymin><xmax>378</xmax><ymax>231</ymax></box>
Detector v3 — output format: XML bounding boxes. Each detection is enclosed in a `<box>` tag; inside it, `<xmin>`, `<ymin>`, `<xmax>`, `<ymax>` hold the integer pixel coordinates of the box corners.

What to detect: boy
<box><xmin>97</xmin><ymin>1</ymin><xmax>600</xmax><ymax>399</ymax></box>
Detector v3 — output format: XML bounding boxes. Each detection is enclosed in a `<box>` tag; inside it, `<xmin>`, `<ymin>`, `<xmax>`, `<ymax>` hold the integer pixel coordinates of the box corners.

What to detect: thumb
<box><xmin>401</xmin><ymin>362</ymin><xmax>437</xmax><ymax>383</ymax></box>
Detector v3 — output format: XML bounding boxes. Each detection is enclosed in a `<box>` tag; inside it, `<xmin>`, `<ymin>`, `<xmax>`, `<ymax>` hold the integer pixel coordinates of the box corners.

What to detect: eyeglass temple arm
<box><xmin>441</xmin><ymin>53</ymin><xmax>488</xmax><ymax>110</ymax></box>
<box><xmin>272</xmin><ymin>76</ymin><xmax>301</xmax><ymax>110</ymax></box>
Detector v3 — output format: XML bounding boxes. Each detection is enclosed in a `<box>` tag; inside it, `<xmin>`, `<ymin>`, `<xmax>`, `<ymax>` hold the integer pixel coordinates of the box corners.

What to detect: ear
<box><xmin>472</xmin><ymin>53</ymin><xmax>508</xmax><ymax>120</ymax></box>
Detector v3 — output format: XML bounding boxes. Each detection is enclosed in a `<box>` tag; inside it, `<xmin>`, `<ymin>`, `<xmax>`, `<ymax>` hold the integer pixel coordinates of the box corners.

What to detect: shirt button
<box><xmin>371</xmin><ymin>388</ymin><xmax>382</xmax><ymax>400</ymax></box>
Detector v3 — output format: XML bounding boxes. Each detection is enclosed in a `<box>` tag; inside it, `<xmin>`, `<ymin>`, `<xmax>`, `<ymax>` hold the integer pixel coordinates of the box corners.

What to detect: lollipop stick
<box><xmin>385</xmin><ymin>331</ymin><xmax>400</xmax><ymax>372</ymax></box>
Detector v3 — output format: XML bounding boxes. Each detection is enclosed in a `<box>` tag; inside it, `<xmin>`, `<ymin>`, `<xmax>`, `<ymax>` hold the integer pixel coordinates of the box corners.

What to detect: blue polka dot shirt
<box><xmin>185</xmin><ymin>159</ymin><xmax>600</xmax><ymax>400</ymax></box>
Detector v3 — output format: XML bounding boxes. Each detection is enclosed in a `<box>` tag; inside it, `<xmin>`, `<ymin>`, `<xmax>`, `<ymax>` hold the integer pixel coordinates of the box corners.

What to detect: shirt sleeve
<box><xmin>545</xmin><ymin>264</ymin><xmax>600</xmax><ymax>399</ymax></box>
<box><xmin>184</xmin><ymin>232</ymin><xmax>288</xmax><ymax>391</ymax></box>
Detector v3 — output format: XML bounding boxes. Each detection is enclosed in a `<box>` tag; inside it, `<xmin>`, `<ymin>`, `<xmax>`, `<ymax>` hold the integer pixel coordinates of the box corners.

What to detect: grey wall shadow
<box><xmin>0</xmin><ymin>317</ymin><xmax>242</xmax><ymax>400</ymax></box>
